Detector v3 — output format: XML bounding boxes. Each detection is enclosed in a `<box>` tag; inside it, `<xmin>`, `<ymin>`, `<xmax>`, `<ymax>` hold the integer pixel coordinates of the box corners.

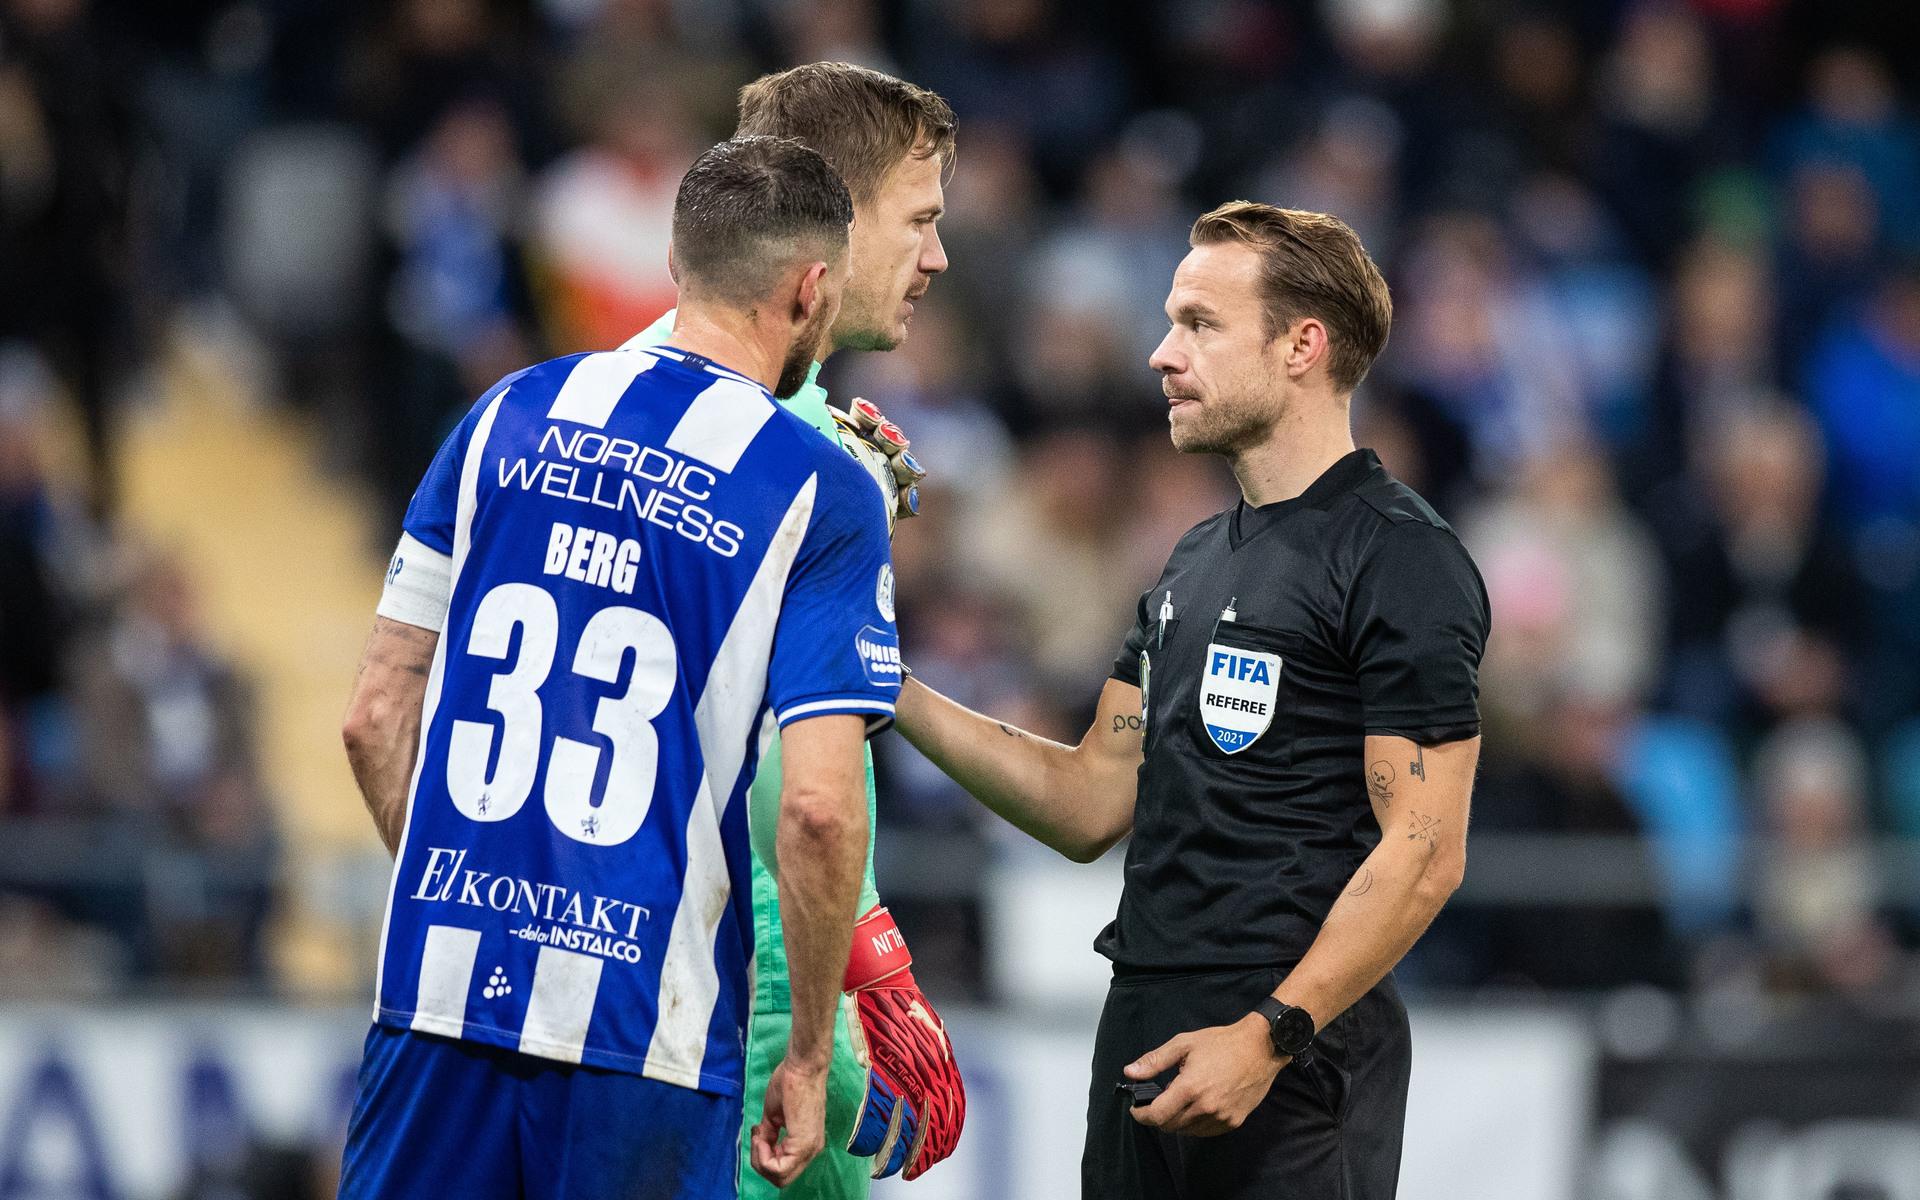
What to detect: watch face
<box><xmin>1272</xmin><ymin>1007</ymin><xmax>1315</xmax><ymax>1055</ymax></box>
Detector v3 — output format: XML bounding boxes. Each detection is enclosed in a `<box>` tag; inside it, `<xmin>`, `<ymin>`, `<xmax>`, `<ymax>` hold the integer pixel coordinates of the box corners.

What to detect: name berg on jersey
<box><xmin>411</xmin><ymin>847</ymin><xmax>650</xmax><ymax>964</ymax></box>
<box><xmin>499</xmin><ymin>426</ymin><xmax>747</xmax><ymax>558</ymax></box>
<box><xmin>544</xmin><ymin>522</ymin><xmax>640</xmax><ymax>594</ymax></box>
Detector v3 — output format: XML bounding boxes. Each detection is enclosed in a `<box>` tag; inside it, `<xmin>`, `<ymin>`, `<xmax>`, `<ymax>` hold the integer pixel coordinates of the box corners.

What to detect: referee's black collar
<box><xmin>1229</xmin><ymin>448</ymin><xmax>1381</xmax><ymax>549</ymax></box>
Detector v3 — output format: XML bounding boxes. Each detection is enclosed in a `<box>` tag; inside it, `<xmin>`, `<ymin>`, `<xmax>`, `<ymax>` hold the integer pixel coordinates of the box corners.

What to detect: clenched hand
<box><xmin>750</xmin><ymin>1056</ymin><xmax>831</xmax><ymax>1185</ymax></box>
<box><xmin>1125</xmin><ymin>1015</ymin><xmax>1286</xmax><ymax>1136</ymax></box>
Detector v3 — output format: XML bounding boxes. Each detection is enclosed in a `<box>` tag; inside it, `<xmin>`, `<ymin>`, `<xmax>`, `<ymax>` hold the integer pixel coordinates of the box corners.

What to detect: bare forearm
<box><xmin>1275</xmin><ymin>736</ymin><xmax>1477</xmax><ymax>1027</ymax></box>
<box><xmin>896</xmin><ymin>680</ymin><xmax>1082</xmax><ymax>853</ymax></box>
<box><xmin>775</xmin><ymin>714</ymin><xmax>871</xmax><ymax>1070</ymax></box>
<box><xmin>894</xmin><ymin>677</ymin><xmax>1138</xmax><ymax>862</ymax></box>
<box><xmin>1275</xmin><ymin>836</ymin><xmax>1457</xmax><ymax>1026</ymax></box>
<box><xmin>345</xmin><ymin>705</ymin><xmax>421</xmax><ymax>855</ymax></box>
<box><xmin>776</xmin><ymin>796</ymin><xmax>867</xmax><ymax>1068</ymax></box>
<box><xmin>343</xmin><ymin>618</ymin><xmax>437</xmax><ymax>856</ymax></box>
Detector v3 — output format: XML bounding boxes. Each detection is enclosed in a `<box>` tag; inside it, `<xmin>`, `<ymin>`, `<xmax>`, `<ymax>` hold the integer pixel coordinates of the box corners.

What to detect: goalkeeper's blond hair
<box><xmin>736</xmin><ymin>63</ymin><xmax>956</xmax><ymax>205</ymax></box>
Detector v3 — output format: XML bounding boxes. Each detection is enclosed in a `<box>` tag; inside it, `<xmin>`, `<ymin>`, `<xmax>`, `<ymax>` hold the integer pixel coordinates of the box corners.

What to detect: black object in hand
<box><xmin>1115</xmin><ymin>1081</ymin><xmax>1163</xmax><ymax>1107</ymax></box>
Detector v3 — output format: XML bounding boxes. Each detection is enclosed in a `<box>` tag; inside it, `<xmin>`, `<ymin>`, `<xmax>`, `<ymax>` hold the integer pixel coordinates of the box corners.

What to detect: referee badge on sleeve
<box><xmin>1200</xmin><ymin>642</ymin><xmax>1280</xmax><ymax>754</ymax></box>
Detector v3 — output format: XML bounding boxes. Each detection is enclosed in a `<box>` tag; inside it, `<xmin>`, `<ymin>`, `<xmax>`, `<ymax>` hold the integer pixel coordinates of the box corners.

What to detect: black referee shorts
<box><xmin>1083</xmin><ymin>968</ymin><xmax>1411</xmax><ymax>1200</ymax></box>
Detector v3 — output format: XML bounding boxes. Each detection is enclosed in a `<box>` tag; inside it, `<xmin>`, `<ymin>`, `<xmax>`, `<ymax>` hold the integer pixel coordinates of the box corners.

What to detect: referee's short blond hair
<box><xmin>1190</xmin><ymin>202</ymin><xmax>1392</xmax><ymax>394</ymax></box>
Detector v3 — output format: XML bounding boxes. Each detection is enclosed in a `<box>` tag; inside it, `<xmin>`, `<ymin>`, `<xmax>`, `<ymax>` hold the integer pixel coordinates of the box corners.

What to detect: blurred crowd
<box><xmin>0</xmin><ymin>366</ymin><xmax>277</xmax><ymax>991</ymax></box>
<box><xmin>4</xmin><ymin>0</ymin><xmax>1920</xmax><ymax>1006</ymax></box>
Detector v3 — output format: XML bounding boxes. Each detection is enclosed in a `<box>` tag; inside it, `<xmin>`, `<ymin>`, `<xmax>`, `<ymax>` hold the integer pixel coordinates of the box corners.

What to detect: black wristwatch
<box><xmin>1253</xmin><ymin>998</ymin><xmax>1316</xmax><ymax>1063</ymax></box>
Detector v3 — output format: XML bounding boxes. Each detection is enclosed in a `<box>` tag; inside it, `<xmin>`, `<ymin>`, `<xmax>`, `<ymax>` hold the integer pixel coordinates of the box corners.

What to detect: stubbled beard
<box><xmin>832</xmin><ymin>306</ymin><xmax>902</xmax><ymax>353</ymax></box>
<box><xmin>776</xmin><ymin>306</ymin><xmax>833</xmax><ymax>397</ymax></box>
<box><xmin>831</xmin><ymin>278</ymin><xmax>907</xmax><ymax>352</ymax></box>
<box><xmin>836</xmin><ymin>323</ymin><xmax>902</xmax><ymax>353</ymax></box>
<box><xmin>1170</xmin><ymin>397</ymin><xmax>1276</xmax><ymax>456</ymax></box>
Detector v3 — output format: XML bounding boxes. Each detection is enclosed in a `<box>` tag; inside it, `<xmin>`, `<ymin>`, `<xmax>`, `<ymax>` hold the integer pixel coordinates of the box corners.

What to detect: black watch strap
<box><xmin>1253</xmin><ymin>998</ymin><xmax>1316</xmax><ymax>1063</ymax></box>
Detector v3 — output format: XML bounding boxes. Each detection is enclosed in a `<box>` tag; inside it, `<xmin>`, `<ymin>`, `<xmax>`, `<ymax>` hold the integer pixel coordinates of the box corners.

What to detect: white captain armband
<box><xmin>376</xmin><ymin>532</ymin><xmax>453</xmax><ymax>633</ymax></box>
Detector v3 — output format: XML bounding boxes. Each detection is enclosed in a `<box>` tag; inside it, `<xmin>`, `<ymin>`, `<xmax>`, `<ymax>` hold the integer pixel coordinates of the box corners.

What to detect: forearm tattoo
<box><xmin>362</xmin><ymin>621</ymin><xmax>435</xmax><ymax>680</ymax></box>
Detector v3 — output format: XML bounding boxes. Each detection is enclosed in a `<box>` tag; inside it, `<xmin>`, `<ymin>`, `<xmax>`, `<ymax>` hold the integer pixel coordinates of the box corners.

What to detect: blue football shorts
<box><xmin>340</xmin><ymin>1024</ymin><xmax>740</xmax><ymax>1200</ymax></box>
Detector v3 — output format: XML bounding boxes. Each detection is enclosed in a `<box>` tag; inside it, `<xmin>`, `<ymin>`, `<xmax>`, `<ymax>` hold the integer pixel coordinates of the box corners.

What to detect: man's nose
<box><xmin>1149</xmin><ymin>331</ymin><xmax>1182</xmax><ymax>373</ymax></box>
<box><xmin>921</xmin><ymin>225</ymin><xmax>948</xmax><ymax>276</ymax></box>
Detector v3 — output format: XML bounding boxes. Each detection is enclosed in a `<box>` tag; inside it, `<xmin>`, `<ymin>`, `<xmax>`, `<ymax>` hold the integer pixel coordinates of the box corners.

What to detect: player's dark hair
<box><xmin>1190</xmin><ymin>201</ymin><xmax>1393</xmax><ymax>393</ymax></box>
<box><xmin>736</xmin><ymin>62</ymin><xmax>956</xmax><ymax>203</ymax></box>
<box><xmin>671</xmin><ymin>135</ymin><xmax>854</xmax><ymax>304</ymax></box>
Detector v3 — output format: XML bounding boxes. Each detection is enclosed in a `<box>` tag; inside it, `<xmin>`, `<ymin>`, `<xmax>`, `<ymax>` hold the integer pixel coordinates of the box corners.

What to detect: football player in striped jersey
<box><xmin>339</xmin><ymin>136</ymin><xmax>888</xmax><ymax>1200</ymax></box>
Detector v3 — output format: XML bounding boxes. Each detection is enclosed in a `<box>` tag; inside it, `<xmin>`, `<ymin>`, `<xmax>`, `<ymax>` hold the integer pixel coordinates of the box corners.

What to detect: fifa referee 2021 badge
<box><xmin>890</xmin><ymin>201</ymin><xmax>1489</xmax><ymax>1200</ymax></box>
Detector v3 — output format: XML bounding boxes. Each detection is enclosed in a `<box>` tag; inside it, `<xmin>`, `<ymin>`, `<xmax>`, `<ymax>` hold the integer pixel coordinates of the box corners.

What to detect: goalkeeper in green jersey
<box><xmin>624</xmin><ymin>63</ymin><xmax>965</xmax><ymax>1196</ymax></box>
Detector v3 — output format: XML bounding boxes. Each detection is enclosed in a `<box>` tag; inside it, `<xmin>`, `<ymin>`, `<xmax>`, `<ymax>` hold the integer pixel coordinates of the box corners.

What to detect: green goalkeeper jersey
<box><xmin>626</xmin><ymin>313</ymin><xmax>884</xmax><ymax>1010</ymax></box>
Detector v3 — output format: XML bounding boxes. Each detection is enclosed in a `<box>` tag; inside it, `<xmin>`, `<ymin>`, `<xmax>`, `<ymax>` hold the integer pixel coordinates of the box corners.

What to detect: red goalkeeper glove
<box><xmin>842</xmin><ymin>905</ymin><xmax>966</xmax><ymax>1180</ymax></box>
<box><xmin>830</xmin><ymin>399</ymin><xmax>926</xmax><ymax>535</ymax></box>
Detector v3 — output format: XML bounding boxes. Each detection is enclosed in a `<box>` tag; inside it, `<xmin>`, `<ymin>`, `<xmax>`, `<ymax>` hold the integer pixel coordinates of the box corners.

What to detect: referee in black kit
<box><xmin>892</xmin><ymin>200</ymin><xmax>1489</xmax><ymax>1197</ymax></box>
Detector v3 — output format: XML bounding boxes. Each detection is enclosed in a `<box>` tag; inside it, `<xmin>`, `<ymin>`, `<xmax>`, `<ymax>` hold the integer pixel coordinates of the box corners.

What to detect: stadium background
<box><xmin>4</xmin><ymin>0</ymin><xmax>1920</xmax><ymax>1196</ymax></box>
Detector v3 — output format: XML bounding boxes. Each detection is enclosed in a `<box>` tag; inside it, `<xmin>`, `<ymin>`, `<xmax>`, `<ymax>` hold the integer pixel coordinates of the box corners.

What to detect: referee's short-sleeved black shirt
<box><xmin>1101</xmin><ymin>449</ymin><xmax>1490</xmax><ymax>972</ymax></box>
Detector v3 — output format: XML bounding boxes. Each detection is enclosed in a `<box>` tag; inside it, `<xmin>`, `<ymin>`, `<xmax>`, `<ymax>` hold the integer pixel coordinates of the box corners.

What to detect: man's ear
<box><xmin>795</xmin><ymin>260</ymin><xmax>830</xmax><ymax>321</ymax></box>
<box><xmin>666</xmin><ymin>241</ymin><xmax>680</xmax><ymax>285</ymax></box>
<box><xmin>1282</xmin><ymin>317</ymin><xmax>1332</xmax><ymax>381</ymax></box>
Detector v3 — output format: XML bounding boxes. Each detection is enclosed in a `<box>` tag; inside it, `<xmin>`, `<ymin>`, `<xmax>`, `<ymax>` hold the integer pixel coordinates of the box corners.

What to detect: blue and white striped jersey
<box><xmin>372</xmin><ymin>345</ymin><xmax>901</xmax><ymax>1096</ymax></box>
